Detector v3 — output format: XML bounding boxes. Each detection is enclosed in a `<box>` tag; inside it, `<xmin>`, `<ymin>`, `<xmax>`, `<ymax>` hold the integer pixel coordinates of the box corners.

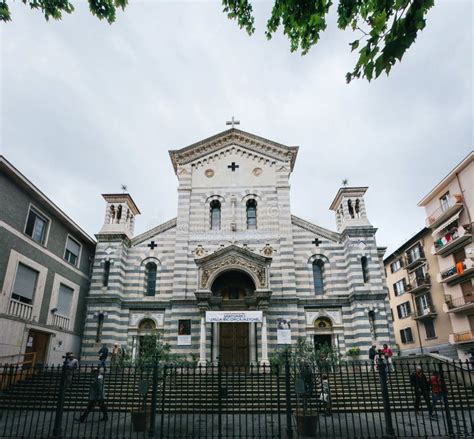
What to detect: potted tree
<box><xmin>346</xmin><ymin>347</ymin><xmax>361</xmax><ymax>362</ymax></box>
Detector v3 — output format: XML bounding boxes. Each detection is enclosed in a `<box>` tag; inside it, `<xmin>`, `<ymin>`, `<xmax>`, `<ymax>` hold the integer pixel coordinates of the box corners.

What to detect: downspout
<box><xmin>455</xmin><ymin>172</ymin><xmax>472</xmax><ymax>224</ymax></box>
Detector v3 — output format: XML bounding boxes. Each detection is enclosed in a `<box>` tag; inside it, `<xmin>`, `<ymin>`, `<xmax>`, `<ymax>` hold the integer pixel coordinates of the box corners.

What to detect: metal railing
<box><xmin>8</xmin><ymin>298</ymin><xmax>33</xmax><ymax>320</ymax></box>
<box><xmin>426</xmin><ymin>195</ymin><xmax>463</xmax><ymax>226</ymax></box>
<box><xmin>0</xmin><ymin>358</ymin><xmax>473</xmax><ymax>438</ymax></box>
<box><xmin>446</xmin><ymin>295</ymin><xmax>474</xmax><ymax>310</ymax></box>
<box><xmin>0</xmin><ymin>352</ymin><xmax>36</xmax><ymax>389</ymax></box>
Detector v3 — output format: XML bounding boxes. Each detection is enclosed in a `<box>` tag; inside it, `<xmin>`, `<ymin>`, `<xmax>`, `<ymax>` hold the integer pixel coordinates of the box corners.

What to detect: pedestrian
<box><xmin>64</xmin><ymin>352</ymin><xmax>78</xmax><ymax>388</ymax></box>
<box><xmin>374</xmin><ymin>349</ymin><xmax>388</xmax><ymax>382</ymax></box>
<box><xmin>382</xmin><ymin>343</ymin><xmax>394</xmax><ymax>372</ymax></box>
<box><xmin>410</xmin><ymin>366</ymin><xmax>433</xmax><ymax>416</ymax></box>
<box><xmin>430</xmin><ymin>371</ymin><xmax>448</xmax><ymax>417</ymax></box>
<box><xmin>98</xmin><ymin>344</ymin><xmax>109</xmax><ymax>371</ymax></box>
<box><xmin>110</xmin><ymin>343</ymin><xmax>123</xmax><ymax>370</ymax></box>
<box><xmin>320</xmin><ymin>374</ymin><xmax>331</xmax><ymax>416</ymax></box>
<box><xmin>76</xmin><ymin>367</ymin><xmax>108</xmax><ymax>423</ymax></box>
<box><xmin>368</xmin><ymin>345</ymin><xmax>376</xmax><ymax>371</ymax></box>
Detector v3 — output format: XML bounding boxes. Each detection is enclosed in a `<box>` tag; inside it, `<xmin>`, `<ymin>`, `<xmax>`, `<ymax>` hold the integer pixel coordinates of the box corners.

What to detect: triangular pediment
<box><xmin>195</xmin><ymin>244</ymin><xmax>271</xmax><ymax>267</ymax></box>
<box><xmin>169</xmin><ymin>128</ymin><xmax>298</xmax><ymax>174</ymax></box>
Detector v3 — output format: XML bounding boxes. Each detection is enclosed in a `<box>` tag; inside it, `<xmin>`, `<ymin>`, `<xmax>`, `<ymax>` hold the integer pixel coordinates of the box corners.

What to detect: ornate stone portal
<box><xmin>194</xmin><ymin>244</ymin><xmax>273</xmax><ymax>365</ymax></box>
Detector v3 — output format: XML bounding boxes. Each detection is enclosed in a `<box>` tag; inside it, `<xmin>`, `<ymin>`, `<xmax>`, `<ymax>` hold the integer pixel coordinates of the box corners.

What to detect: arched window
<box><xmin>96</xmin><ymin>312</ymin><xmax>104</xmax><ymax>343</ymax></box>
<box><xmin>361</xmin><ymin>256</ymin><xmax>369</xmax><ymax>283</ymax></box>
<box><xmin>355</xmin><ymin>199</ymin><xmax>361</xmax><ymax>217</ymax></box>
<box><xmin>145</xmin><ymin>262</ymin><xmax>157</xmax><ymax>296</ymax></box>
<box><xmin>210</xmin><ymin>200</ymin><xmax>221</xmax><ymax>230</ymax></box>
<box><xmin>117</xmin><ymin>205</ymin><xmax>122</xmax><ymax>221</ymax></box>
<box><xmin>348</xmin><ymin>199</ymin><xmax>354</xmax><ymax>218</ymax></box>
<box><xmin>246</xmin><ymin>199</ymin><xmax>257</xmax><ymax>229</ymax></box>
<box><xmin>312</xmin><ymin>260</ymin><xmax>325</xmax><ymax>295</ymax></box>
<box><xmin>103</xmin><ymin>260</ymin><xmax>111</xmax><ymax>287</ymax></box>
<box><xmin>109</xmin><ymin>205</ymin><xmax>115</xmax><ymax>223</ymax></box>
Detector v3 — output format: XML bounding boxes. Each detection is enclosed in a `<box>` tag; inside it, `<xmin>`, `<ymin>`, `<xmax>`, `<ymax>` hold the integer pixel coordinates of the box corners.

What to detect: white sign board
<box><xmin>206</xmin><ymin>311</ymin><xmax>263</xmax><ymax>323</ymax></box>
<box><xmin>177</xmin><ymin>335</ymin><xmax>191</xmax><ymax>346</ymax></box>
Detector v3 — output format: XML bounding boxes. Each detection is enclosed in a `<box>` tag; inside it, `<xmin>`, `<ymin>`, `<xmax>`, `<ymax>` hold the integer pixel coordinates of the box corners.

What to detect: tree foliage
<box><xmin>1</xmin><ymin>0</ymin><xmax>434</xmax><ymax>83</ymax></box>
<box><xmin>223</xmin><ymin>0</ymin><xmax>434</xmax><ymax>82</ymax></box>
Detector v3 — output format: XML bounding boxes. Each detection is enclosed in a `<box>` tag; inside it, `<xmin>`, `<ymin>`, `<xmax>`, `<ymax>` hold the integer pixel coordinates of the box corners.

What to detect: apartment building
<box><xmin>418</xmin><ymin>152</ymin><xmax>473</xmax><ymax>361</ymax></box>
<box><xmin>0</xmin><ymin>156</ymin><xmax>95</xmax><ymax>365</ymax></box>
<box><xmin>384</xmin><ymin>228</ymin><xmax>457</xmax><ymax>358</ymax></box>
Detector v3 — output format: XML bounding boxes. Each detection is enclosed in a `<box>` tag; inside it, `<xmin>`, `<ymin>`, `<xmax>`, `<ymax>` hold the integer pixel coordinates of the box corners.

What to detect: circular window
<box><xmin>252</xmin><ymin>167</ymin><xmax>263</xmax><ymax>176</ymax></box>
<box><xmin>205</xmin><ymin>169</ymin><xmax>215</xmax><ymax>178</ymax></box>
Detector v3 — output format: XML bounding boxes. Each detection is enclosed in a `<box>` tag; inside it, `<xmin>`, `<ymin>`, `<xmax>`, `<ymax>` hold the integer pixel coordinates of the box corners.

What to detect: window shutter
<box><xmin>57</xmin><ymin>284</ymin><xmax>74</xmax><ymax>315</ymax></box>
<box><xmin>406</xmin><ymin>301</ymin><xmax>411</xmax><ymax>314</ymax></box>
<box><xmin>12</xmin><ymin>263</ymin><xmax>39</xmax><ymax>301</ymax></box>
<box><xmin>397</xmin><ymin>306</ymin><xmax>402</xmax><ymax>319</ymax></box>
<box><xmin>66</xmin><ymin>237</ymin><xmax>80</xmax><ymax>255</ymax></box>
<box><xmin>400</xmin><ymin>330</ymin><xmax>406</xmax><ymax>344</ymax></box>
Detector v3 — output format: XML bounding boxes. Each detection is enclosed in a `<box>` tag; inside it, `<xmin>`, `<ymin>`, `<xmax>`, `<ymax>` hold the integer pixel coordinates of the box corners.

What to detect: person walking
<box><xmin>410</xmin><ymin>366</ymin><xmax>433</xmax><ymax>416</ymax></box>
<box><xmin>374</xmin><ymin>349</ymin><xmax>388</xmax><ymax>383</ymax></box>
<box><xmin>382</xmin><ymin>344</ymin><xmax>394</xmax><ymax>372</ymax></box>
<box><xmin>76</xmin><ymin>367</ymin><xmax>108</xmax><ymax>423</ymax></box>
<box><xmin>64</xmin><ymin>352</ymin><xmax>78</xmax><ymax>388</ymax></box>
<box><xmin>320</xmin><ymin>374</ymin><xmax>332</xmax><ymax>416</ymax></box>
<box><xmin>98</xmin><ymin>344</ymin><xmax>109</xmax><ymax>371</ymax></box>
<box><xmin>368</xmin><ymin>345</ymin><xmax>376</xmax><ymax>371</ymax></box>
<box><xmin>430</xmin><ymin>371</ymin><xmax>448</xmax><ymax>417</ymax></box>
<box><xmin>110</xmin><ymin>343</ymin><xmax>123</xmax><ymax>370</ymax></box>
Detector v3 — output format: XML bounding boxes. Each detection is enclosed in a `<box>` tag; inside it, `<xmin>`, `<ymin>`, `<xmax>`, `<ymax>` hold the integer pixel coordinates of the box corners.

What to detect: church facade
<box><xmin>81</xmin><ymin>128</ymin><xmax>394</xmax><ymax>365</ymax></box>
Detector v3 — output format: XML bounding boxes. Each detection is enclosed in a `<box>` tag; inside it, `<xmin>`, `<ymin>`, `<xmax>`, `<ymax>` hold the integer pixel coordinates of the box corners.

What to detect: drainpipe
<box><xmin>455</xmin><ymin>172</ymin><xmax>472</xmax><ymax>225</ymax></box>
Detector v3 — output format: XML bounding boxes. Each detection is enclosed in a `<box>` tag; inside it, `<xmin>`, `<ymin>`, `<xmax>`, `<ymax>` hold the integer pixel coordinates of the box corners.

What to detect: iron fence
<box><xmin>0</xmin><ymin>358</ymin><xmax>472</xmax><ymax>438</ymax></box>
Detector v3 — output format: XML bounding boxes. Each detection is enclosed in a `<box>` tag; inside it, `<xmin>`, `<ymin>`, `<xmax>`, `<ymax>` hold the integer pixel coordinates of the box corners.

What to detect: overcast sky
<box><xmin>1</xmin><ymin>0</ymin><xmax>472</xmax><ymax>255</ymax></box>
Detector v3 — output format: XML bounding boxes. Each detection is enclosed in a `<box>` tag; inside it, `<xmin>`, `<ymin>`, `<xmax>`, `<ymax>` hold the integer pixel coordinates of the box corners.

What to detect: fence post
<box><xmin>217</xmin><ymin>362</ymin><xmax>222</xmax><ymax>439</ymax></box>
<box><xmin>378</xmin><ymin>358</ymin><xmax>395</xmax><ymax>437</ymax></box>
<box><xmin>52</xmin><ymin>360</ymin><xmax>68</xmax><ymax>438</ymax></box>
<box><xmin>285</xmin><ymin>351</ymin><xmax>293</xmax><ymax>438</ymax></box>
<box><xmin>148</xmin><ymin>361</ymin><xmax>159</xmax><ymax>438</ymax></box>
<box><xmin>438</xmin><ymin>363</ymin><xmax>454</xmax><ymax>436</ymax></box>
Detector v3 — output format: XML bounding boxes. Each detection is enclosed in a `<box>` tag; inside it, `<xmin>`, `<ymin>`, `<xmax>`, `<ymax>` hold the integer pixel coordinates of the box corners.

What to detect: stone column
<box><xmin>249</xmin><ymin>323</ymin><xmax>256</xmax><ymax>365</ymax></box>
<box><xmin>212</xmin><ymin>322</ymin><xmax>220</xmax><ymax>365</ymax></box>
<box><xmin>198</xmin><ymin>312</ymin><xmax>207</xmax><ymax>366</ymax></box>
<box><xmin>260</xmin><ymin>313</ymin><xmax>269</xmax><ymax>366</ymax></box>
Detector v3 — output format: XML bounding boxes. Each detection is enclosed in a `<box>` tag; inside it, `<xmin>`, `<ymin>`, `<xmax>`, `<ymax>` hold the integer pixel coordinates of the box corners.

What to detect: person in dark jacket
<box><xmin>368</xmin><ymin>345</ymin><xmax>377</xmax><ymax>371</ymax></box>
<box><xmin>410</xmin><ymin>366</ymin><xmax>433</xmax><ymax>416</ymax></box>
<box><xmin>76</xmin><ymin>367</ymin><xmax>108</xmax><ymax>422</ymax></box>
<box><xmin>98</xmin><ymin>344</ymin><xmax>109</xmax><ymax>371</ymax></box>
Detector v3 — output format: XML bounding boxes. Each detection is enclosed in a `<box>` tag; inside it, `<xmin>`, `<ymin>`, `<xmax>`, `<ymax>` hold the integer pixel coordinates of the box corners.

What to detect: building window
<box><xmin>24</xmin><ymin>207</ymin><xmax>49</xmax><ymax>244</ymax></box>
<box><xmin>246</xmin><ymin>199</ymin><xmax>257</xmax><ymax>229</ymax></box>
<box><xmin>440</xmin><ymin>192</ymin><xmax>450</xmax><ymax>211</ymax></box>
<box><xmin>103</xmin><ymin>260</ymin><xmax>111</xmax><ymax>287</ymax></box>
<box><xmin>397</xmin><ymin>301</ymin><xmax>412</xmax><ymax>319</ymax></box>
<box><xmin>400</xmin><ymin>327</ymin><xmax>414</xmax><ymax>344</ymax></box>
<box><xmin>64</xmin><ymin>236</ymin><xmax>81</xmax><ymax>267</ymax></box>
<box><xmin>423</xmin><ymin>319</ymin><xmax>436</xmax><ymax>339</ymax></box>
<box><xmin>11</xmin><ymin>263</ymin><xmax>39</xmax><ymax>305</ymax></box>
<box><xmin>407</xmin><ymin>244</ymin><xmax>424</xmax><ymax>263</ymax></box>
<box><xmin>312</xmin><ymin>260</ymin><xmax>325</xmax><ymax>295</ymax></box>
<box><xmin>56</xmin><ymin>284</ymin><xmax>74</xmax><ymax>316</ymax></box>
<box><xmin>361</xmin><ymin>256</ymin><xmax>369</xmax><ymax>283</ymax></box>
<box><xmin>210</xmin><ymin>200</ymin><xmax>221</xmax><ymax>230</ymax></box>
<box><xmin>145</xmin><ymin>262</ymin><xmax>157</xmax><ymax>296</ymax></box>
<box><xmin>415</xmin><ymin>293</ymin><xmax>431</xmax><ymax>315</ymax></box>
<box><xmin>393</xmin><ymin>279</ymin><xmax>406</xmax><ymax>296</ymax></box>
<box><xmin>390</xmin><ymin>259</ymin><xmax>402</xmax><ymax>273</ymax></box>
<box><xmin>96</xmin><ymin>313</ymin><xmax>104</xmax><ymax>343</ymax></box>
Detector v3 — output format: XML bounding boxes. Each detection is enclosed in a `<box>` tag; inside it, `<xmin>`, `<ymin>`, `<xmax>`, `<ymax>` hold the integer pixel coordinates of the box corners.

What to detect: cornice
<box><xmin>291</xmin><ymin>215</ymin><xmax>341</xmax><ymax>242</ymax></box>
<box><xmin>132</xmin><ymin>218</ymin><xmax>177</xmax><ymax>246</ymax></box>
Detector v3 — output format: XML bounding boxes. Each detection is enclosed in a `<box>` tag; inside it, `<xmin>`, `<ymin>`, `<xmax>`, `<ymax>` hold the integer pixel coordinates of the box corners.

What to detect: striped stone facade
<box><xmin>81</xmin><ymin>129</ymin><xmax>394</xmax><ymax>363</ymax></box>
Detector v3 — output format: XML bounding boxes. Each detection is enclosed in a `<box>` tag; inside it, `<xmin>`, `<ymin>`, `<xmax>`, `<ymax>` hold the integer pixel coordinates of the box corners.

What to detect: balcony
<box><xmin>450</xmin><ymin>331</ymin><xmax>474</xmax><ymax>345</ymax></box>
<box><xmin>405</xmin><ymin>249</ymin><xmax>426</xmax><ymax>271</ymax></box>
<box><xmin>412</xmin><ymin>305</ymin><xmax>437</xmax><ymax>320</ymax></box>
<box><xmin>426</xmin><ymin>195</ymin><xmax>464</xmax><ymax>229</ymax></box>
<box><xmin>50</xmin><ymin>313</ymin><xmax>71</xmax><ymax>330</ymax></box>
<box><xmin>8</xmin><ymin>299</ymin><xmax>33</xmax><ymax>320</ymax></box>
<box><xmin>438</xmin><ymin>259</ymin><xmax>474</xmax><ymax>285</ymax></box>
<box><xmin>446</xmin><ymin>295</ymin><xmax>474</xmax><ymax>314</ymax></box>
<box><xmin>433</xmin><ymin>226</ymin><xmax>472</xmax><ymax>257</ymax></box>
<box><xmin>406</xmin><ymin>274</ymin><xmax>431</xmax><ymax>294</ymax></box>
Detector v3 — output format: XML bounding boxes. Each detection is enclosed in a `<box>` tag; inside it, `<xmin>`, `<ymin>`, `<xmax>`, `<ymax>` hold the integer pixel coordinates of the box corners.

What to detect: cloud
<box><xmin>1</xmin><ymin>0</ymin><xmax>472</xmax><ymax>254</ymax></box>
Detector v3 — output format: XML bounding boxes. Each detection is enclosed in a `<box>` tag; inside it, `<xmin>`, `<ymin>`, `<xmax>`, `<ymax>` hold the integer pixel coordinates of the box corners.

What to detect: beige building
<box><xmin>418</xmin><ymin>152</ymin><xmax>474</xmax><ymax>361</ymax></box>
<box><xmin>384</xmin><ymin>228</ymin><xmax>456</xmax><ymax>358</ymax></box>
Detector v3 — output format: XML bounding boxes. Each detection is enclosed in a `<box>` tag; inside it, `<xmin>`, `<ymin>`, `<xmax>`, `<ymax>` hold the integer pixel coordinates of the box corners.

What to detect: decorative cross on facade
<box><xmin>147</xmin><ymin>241</ymin><xmax>157</xmax><ymax>250</ymax></box>
<box><xmin>226</xmin><ymin>116</ymin><xmax>240</xmax><ymax>129</ymax></box>
<box><xmin>228</xmin><ymin>162</ymin><xmax>239</xmax><ymax>172</ymax></box>
<box><xmin>312</xmin><ymin>238</ymin><xmax>322</xmax><ymax>246</ymax></box>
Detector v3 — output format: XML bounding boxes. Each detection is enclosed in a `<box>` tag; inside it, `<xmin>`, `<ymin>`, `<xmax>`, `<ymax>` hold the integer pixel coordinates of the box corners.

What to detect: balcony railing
<box><xmin>452</xmin><ymin>331</ymin><xmax>474</xmax><ymax>343</ymax></box>
<box><xmin>439</xmin><ymin>259</ymin><xmax>474</xmax><ymax>284</ymax></box>
<box><xmin>51</xmin><ymin>313</ymin><xmax>70</xmax><ymax>330</ymax></box>
<box><xmin>8</xmin><ymin>299</ymin><xmax>33</xmax><ymax>320</ymax></box>
<box><xmin>406</xmin><ymin>274</ymin><xmax>431</xmax><ymax>294</ymax></box>
<box><xmin>433</xmin><ymin>226</ymin><xmax>472</xmax><ymax>256</ymax></box>
<box><xmin>406</xmin><ymin>248</ymin><xmax>426</xmax><ymax>269</ymax></box>
<box><xmin>445</xmin><ymin>295</ymin><xmax>474</xmax><ymax>312</ymax></box>
<box><xmin>426</xmin><ymin>195</ymin><xmax>463</xmax><ymax>228</ymax></box>
<box><xmin>412</xmin><ymin>305</ymin><xmax>436</xmax><ymax>319</ymax></box>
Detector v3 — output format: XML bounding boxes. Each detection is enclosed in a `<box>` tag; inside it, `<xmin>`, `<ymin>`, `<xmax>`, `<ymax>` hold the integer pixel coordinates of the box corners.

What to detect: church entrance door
<box><xmin>220</xmin><ymin>323</ymin><xmax>249</xmax><ymax>366</ymax></box>
<box><xmin>314</xmin><ymin>334</ymin><xmax>332</xmax><ymax>351</ymax></box>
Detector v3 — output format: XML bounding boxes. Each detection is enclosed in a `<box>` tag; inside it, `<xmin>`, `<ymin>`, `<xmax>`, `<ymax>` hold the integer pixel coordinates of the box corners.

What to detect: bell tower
<box><xmin>99</xmin><ymin>193</ymin><xmax>141</xmax><ymax>238</ymax></box>
<box><xmin>329</xmin><ymin>186</ymin><xmax>371</xmax><ymax>232</ymax></box>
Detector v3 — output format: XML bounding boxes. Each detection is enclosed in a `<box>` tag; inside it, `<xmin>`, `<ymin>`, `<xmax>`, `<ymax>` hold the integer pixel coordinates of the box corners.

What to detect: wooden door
<box><xmin>219</xmin><ymin>323</ymin><xmax>249</xmax><ymax>366</ymax></box>
<box><xmin>25</xmin><ymin>330</ymin><xmax>50</xmax><ymax>365</ymax></box>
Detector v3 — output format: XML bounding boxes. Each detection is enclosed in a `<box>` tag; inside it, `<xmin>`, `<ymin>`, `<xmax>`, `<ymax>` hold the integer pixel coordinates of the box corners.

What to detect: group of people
<box><xmin>369</xmin><ymin>344</ymin><xmax>394</xmax><ymax>375</ymax></box>
<box><xmin>410</xmin><ymin>366</ymin><xmax>448</xmax><ymax>418</ymax></box>
<box><xmin>98</xmin><ymin>343</ymin><xmax>124</xmax><ymax>371</ymax></box>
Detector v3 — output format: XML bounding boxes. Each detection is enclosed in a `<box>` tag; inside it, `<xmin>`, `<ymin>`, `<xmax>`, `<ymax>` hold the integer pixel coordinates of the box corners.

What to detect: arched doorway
<box><xmin>138</xmin><ymin>318</ymin><xmax>157</xmax><ymax>358</ymax></box>
<box><xmin>211</xmin><ymin>270</ymin><xmax>256</xmax><ymax>366</ymax></box>
<box><xmin>313</xmin><ymin>317</ymin><xmax>333</xmax><ymax>351</ymax></box>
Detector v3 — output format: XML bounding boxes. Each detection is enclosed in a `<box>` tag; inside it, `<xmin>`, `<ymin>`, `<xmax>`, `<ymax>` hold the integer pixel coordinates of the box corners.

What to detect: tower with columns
<box><xmin>81</xmin><ymin>128</ymin><xmax>394</xmax><ymax>364</ymax></box>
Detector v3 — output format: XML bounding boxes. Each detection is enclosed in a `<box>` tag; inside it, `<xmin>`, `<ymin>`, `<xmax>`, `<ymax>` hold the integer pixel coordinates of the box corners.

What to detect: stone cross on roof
<box><xmin>226</xmin><ymin>116</ymin><xmax>240</xmax><ymax>129</ymax></box>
